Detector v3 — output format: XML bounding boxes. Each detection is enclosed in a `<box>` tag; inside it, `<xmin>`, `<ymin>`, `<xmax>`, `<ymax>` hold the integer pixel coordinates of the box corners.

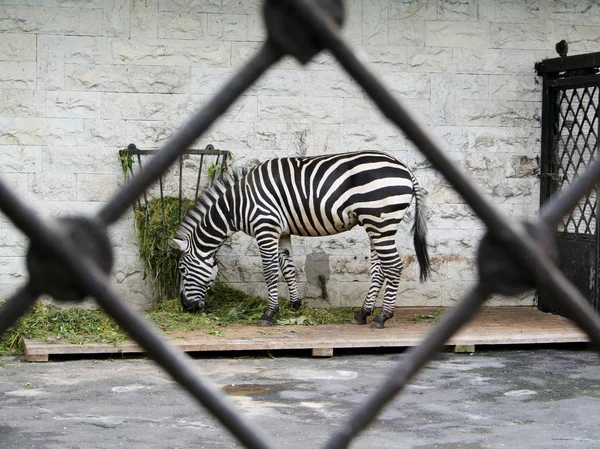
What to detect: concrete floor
<box><xmin>1</xmin><ymin>347</ymin><xmax>600</xmax><ymax>449</ymax></box>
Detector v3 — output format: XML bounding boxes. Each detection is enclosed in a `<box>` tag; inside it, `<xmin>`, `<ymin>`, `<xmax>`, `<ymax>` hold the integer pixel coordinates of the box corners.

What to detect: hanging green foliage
<box><xmin>134</xmin><ymin>196</ymin><xmax>195</xmax><ymax>302</ymax></box>
<box><xmin>122</xmin><ymin>147</ymin><xmax>228</xmax><ymax>302</ymax></box>
<box><xmin>119</xmin><ymin>148</ymin><xmax>134</xmax><ymax>182</ymax></box>
<box><xmin>207</xmin><ymin>161</ymin><xmax>224</xmax><ymax>181</ymax></box>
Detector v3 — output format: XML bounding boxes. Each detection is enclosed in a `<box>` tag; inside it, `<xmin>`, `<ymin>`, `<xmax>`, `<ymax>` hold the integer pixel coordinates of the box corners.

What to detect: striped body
<box><xmin>172</xmin><ymin>151</ymin><xmax>430</xmax><ymax>327</ymax></box>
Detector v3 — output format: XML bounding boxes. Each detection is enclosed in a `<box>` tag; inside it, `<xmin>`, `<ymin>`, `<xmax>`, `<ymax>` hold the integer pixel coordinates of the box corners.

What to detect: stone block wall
<box><xmin>0</xmin><ymin>0</ymin><xmax>599</xmax><ymax>310</ymax></box>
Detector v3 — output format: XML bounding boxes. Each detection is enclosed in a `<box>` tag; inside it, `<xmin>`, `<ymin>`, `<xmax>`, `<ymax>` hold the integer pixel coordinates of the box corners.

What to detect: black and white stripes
<box><xmin>171</xmin><ymin>151</ymin><xmax>430</xmax><ymax>328</ymax></box>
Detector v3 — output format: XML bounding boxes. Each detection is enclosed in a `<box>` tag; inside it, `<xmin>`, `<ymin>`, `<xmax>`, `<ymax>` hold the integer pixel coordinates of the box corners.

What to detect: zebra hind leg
<box><xmin>365</xmin><ymin>228</ymin><xmax>404</xmax><ymax>329</ymax></box>
<box><xmin>371</xmin><ymin>255</ymin><xmax>404</xmax><ymax>329</ymax></box>
<box><xmin>354</xmin><ymin>246</ymin><xmax>384</xmax><ymax>325</ymax></box>
<box><xmin>279</xmin><ymin>248</ymin><xmax>302</xmax><ymax>310</ymax></box>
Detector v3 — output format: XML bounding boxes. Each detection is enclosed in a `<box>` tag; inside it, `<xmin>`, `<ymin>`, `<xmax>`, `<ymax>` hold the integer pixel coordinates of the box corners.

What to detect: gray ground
<box><xmin>1</xmin><ymin>347</ymin><xmax>599</xmax><ymax>449</ymax></box>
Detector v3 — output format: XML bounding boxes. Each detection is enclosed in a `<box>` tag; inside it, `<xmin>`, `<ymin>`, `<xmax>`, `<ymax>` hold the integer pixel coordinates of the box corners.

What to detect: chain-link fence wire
<box><xmin>1</xmin><ymin>0</ymin><xmax>600</xmax><ymax>448</ymax></box>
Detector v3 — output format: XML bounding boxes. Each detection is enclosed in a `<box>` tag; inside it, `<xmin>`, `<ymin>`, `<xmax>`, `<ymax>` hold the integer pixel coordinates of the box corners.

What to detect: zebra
<box><xmin>171</xmin><ymin>151</ymin><xmax>431</xmax><ymax>328</ymax></box>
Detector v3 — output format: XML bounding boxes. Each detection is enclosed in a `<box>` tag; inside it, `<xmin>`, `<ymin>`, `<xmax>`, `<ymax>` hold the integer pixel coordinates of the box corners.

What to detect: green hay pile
<box><xmin>0</xmin><ymin>284</ymin><xmax>356</xmax><ymax>354</ymax></box>
<box><xmin>135</xmin><ymin>196</ymin><xmax>195</xmax><ymax>301</ymax></box>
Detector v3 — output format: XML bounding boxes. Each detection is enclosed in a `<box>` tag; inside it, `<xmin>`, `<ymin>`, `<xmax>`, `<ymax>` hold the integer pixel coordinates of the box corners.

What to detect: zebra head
<box><xmin>170</xmin><ymin>237</ymin><xmax>218</xmax><ymax>313</ymax></box>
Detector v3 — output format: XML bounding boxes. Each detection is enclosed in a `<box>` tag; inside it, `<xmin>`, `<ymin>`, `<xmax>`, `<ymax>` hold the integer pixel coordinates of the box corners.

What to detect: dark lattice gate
<box><xmin>537</xmin><ymin>50</ymin><xmax>600</xmax><ymax>313</ymax></box>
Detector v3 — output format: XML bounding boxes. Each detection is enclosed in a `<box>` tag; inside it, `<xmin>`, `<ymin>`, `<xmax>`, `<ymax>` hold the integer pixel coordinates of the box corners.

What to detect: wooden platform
<box><xmin>22</xmin><ymin>307</ymin><xmax>590</xmax><ymax>362</ymax></box>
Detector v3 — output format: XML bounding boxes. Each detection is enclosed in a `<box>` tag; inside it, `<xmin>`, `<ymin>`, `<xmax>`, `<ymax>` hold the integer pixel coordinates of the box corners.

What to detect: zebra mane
<box><xmin>175</xmin><ymin>163</ymin><xmax>254</xmax><ymax>242</ymax></box>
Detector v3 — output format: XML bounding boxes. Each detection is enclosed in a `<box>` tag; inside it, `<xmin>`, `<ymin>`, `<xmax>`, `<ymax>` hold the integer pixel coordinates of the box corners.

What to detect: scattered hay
<box><xmin>148</xmin><ymin>282</ymin><xmax>356</xmax><ymax>331</ymax></box>
<box><xmin>408</xmin><ymin>309</ymin><xmax>444</xmax><ymax>323</ymax></box>
<box><xmin>0</xmin><ymin>283</ymin><xmax>356</xmax><ymax>354</ymax></box>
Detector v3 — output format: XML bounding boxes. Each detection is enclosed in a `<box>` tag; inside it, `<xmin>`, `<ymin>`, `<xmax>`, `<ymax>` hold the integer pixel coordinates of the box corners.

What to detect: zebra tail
<box><xmin>411</xmin><ymin>174</ymin><xmax>431</xmax><ymax>282</ymax></box>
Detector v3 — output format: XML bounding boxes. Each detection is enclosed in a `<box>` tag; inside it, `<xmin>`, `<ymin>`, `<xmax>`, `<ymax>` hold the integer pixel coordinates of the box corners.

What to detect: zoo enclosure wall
<box><xmin>1</xmin><ymin>1</ymin><xmax>599</xmax><ymax>309</ymax></box>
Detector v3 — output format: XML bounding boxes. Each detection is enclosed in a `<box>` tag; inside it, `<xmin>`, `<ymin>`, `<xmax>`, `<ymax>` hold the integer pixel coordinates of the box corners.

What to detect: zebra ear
<box><xmin>169</xmin><ymin>237</ymin><xmax>189</xmax><ymax>253</ymax></box>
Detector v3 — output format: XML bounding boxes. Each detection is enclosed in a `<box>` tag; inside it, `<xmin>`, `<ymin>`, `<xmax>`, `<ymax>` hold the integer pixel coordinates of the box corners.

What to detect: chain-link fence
<box><xmin>1</xmin><ymin>1</ymin><xmax>600</xmax><ymax>448</ymax></box>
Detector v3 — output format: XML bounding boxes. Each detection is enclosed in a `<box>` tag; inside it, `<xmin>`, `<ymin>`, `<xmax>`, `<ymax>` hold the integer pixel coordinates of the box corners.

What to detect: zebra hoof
<box><xmin>291</xmin><ymin>300</ymin><xmax>302</xmax><ymax>311</ymax></box>
<box><xmin>353</xmin><ymin>310</ymin><xmax>368</xmax><ymax>325</ymax></box>
<box><xmin>370</xmin><ymin>315</ymin><xmax>387</xmax><ymax>329</ymax></box>
<box><xmin>257</xmin><ymin>320</ymin><xmax>273</xmax><ymax>327</ymax></box>
<box><xmin>258</xmin><ymin>310</ymin><xmax>277</xmax><ymax>327</ymax></box>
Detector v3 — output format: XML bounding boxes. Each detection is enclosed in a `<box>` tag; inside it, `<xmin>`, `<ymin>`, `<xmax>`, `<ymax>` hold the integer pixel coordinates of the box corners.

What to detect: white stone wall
<box><xmin>1</xmin><ymin>0</ymin><xmax>599</xmax><ymax>310</ymax></box>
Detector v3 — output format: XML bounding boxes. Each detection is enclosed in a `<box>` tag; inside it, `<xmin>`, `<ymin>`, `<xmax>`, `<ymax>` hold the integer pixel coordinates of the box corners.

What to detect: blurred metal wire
<box><xmin>0</xmin><ymin>0</ymin><xmax>599</xmax><ymax>448</ymax></box>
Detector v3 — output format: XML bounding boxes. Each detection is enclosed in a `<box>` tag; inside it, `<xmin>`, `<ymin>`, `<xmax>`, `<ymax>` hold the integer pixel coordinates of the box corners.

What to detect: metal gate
<box><xmin>536</xmin><ymin>50</ymin><xmax>600</xmax><ymax>314</ymax></box>
<box><xmin>2</xmin><ymin>2</ymin><xmax>600</xmax><ymax>448</ymax></box>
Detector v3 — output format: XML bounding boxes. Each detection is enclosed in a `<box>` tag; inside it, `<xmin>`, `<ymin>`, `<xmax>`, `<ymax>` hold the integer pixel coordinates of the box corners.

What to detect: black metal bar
<box><xmin>545</xmin><ymin>74</ymin><xmax>600</xmax><ymax>90</ymax></box>
<box><xmin>97</xmin><ymin>43</ymin><xmax>282</xmax><ymax>227</ymax></box>
<box><xmin>221</xmin><ymin>152</ymin><xmax>229</xmax><ymax>175</ymax></box>
<box><xmin>195</xmin><ymin>154</ymin><xmax>205</xmax><ymax>202</ymax></box>
<box><xmin>210</xmin><ymin>154</ymin><xmax>218</xmax><ymax>186</ymax></box>
<box><xmin>125</xmin><ymin>149</ymin><xmax>228</xmax><ymax>157</ymax></box>
<box><xmin>221</xmin><ymin>152</ymin><xmax>230</xmax><ymax>178</ymax></box>
<box><xmin>136</xmin><ymin>154</ymin><xmax>150</xmax><ymax>218</ymax></box>
<box><xmin>178</xmin><ymin>155</ymin><xmax>184</xmax><ymax>223</ymax></box>
<box><xmin>535</xmin><ymin>51</ymin><xmax>600</xmax><ymax>76</ymax></box>
<box><xmin>131</xmin><ymin>161</ymin><xmax>143</xmax><ymax>213</ymax></box>
<box><xmin>159</xmin><ymin>175</ymin><xmax>166</xmax><ymax>234</ymax></box>
<box><xmin>0</xmin><ymin>282</ymin><xmax>39</xmax><ymax>339</ymax></box>
<box><xmin>539</xmin><ymin>74</ymin><xmax>557</xmax><ymax>210</ymax></box>
<box><xmin>212</xmin><ymin>152</ymin><xmax>227</xmax><ymax>186</ymax></box>
<box><xmin>322</xmin><ymin>283</ymin><xmax>491</xmax><ymax>449</ymax></box>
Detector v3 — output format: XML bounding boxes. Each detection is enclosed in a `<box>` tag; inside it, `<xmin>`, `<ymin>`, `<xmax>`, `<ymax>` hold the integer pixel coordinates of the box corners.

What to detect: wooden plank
<box><xmin>22</xmin><ymin>340</ymin><xmax>144</xmax><ymax>362</ymax></box>
<box><xmin>23</xmin><ymin>344</ymin><xmax>49</xmax><ymax>362</ymax></box>
<box><xmin>22</xmin><ymin>307</ymin><xmax>590</xmax><ymax>362</ymax></box>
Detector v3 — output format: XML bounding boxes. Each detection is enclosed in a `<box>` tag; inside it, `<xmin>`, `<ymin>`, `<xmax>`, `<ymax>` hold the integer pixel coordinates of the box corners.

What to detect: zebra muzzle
<box><xmin>180</xmin><ymin>295</ymin><xmax>204</xmax><ymax>313</ymax></box>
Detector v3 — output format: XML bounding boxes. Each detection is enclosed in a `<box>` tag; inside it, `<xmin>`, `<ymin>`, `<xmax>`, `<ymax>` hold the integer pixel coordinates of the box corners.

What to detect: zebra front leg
<box><xmin>279</xmin><ymin>236</ymin><xmax>301</xmax><ymax>310</ymax></box>
<box><xmin>354</xmin><ymin>246</ymin><xmax>384</xmax><ymax>325</ymax></box>
<box><xmin>257</xmin><ymin>235</ymin><xmax>281</xmax><ymax>327</ymax></box>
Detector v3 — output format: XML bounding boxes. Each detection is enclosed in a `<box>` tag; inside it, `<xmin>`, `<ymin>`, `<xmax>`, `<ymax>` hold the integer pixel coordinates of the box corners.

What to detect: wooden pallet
<box><xmin>23</xmin><ymin>307</ymin><xmax>589</xmax><ymax>362</ymax></box>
